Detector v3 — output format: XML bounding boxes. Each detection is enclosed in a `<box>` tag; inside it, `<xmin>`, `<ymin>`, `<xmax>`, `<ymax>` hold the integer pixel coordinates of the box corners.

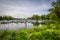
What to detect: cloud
<box><xmin>0</xmin><ymin>0</ymin><xmax>56</xmax><ymax>18</ymax></box>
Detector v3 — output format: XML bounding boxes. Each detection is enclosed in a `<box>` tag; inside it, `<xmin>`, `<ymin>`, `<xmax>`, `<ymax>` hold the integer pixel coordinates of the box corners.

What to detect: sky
<box><xmin>0</xmin><ymin>0</ymin><xmax>56</xmax><ymax>18</ymax></box>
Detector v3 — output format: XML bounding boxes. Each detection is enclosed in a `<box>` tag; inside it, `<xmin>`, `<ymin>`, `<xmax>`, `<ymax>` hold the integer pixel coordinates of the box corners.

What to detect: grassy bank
<box><xmin>0</xmin><ymin>24</ymin><xmax>60</xmax><ymax>40</ymax></box>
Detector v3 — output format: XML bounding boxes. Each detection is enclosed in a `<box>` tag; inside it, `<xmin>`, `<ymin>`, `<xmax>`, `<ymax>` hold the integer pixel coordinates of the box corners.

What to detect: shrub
<box><xmin>28</xmin><ymin>29</ymin><xmax>60</xmax><ymax>40</ymax></box>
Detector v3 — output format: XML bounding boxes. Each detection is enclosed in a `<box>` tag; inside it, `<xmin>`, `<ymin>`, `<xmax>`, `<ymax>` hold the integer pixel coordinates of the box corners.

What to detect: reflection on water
<box><xmin>0</xmin><ymin>23</ymin><xmax>42</xmax><ymax>30</ymax></box>
<box><xmin>0</xmin><ymin>23</ymin><xmax>33</xmax><ymax>30</ymax></box>
<box><xmin>39</xmin><ymin>24</ymin><xmax>42</xmax><ymax>27</ymax></box>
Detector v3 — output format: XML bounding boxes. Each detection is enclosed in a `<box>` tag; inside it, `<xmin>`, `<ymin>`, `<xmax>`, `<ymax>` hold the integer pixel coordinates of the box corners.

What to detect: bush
<box><xmin>28</xmin><ymin>29</ymin><xmax>60</xmax><ymax>40</ymax></box>
<box><xmin>0</xmin><ymin>24</ymin><xmax>60</xmax><ymax>40</ymax></box>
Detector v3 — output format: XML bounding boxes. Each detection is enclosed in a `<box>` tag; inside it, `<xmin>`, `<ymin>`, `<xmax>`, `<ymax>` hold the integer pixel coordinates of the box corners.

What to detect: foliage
<box><xmin>32</xmin><ymin>22</ymin><xmax>40</xmax><ymax>26</ymax></box>
<box><xmin>28</xmin><ymin>15</ymin><xmax>41</xmax><ymax>26</ymax></box>
<box><xmin>49</xmin><ymin>0</ymin><xmax>60</xmax><ymax>18</ymax></box>
<box><xmin>0</xmin><ymin>16</ymin><xmax>15</xmax><ymax>20</ymax></box>
<box><xmin>0</xmin><ymin>24</ymin><xmax>60</xmax><ymax>40</ymax></box>
<box><xmin>48</xmin><ymin>13</ymin><xmax>59</xmax><ymax>20</ymax></box>
<box><xmin>30</xmin><ymin>15</ymin><xmax>40</xmax><ymax>20</ymax></box>
<box><xmin>40</xmin><ymin>15</ymin><xmax>47</xmax><ymax>20</ymax></box>
<box><xmin>0</xmin><ymin>0</ymin><xmax>60</xmax><ymax>40</ymax></box>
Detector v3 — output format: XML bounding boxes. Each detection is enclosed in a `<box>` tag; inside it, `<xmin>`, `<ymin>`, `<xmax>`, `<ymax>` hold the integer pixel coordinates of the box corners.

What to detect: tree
<box><xmin>0</xmin><ymin>16</ymin><xmax>14</xmax><ymax>20</ymax></box>
<box><xmin>31</xmin><ymin>15</ymin><xmax>40</xmax><ymax>21</ymax></box>
<box><xmin>49</xmin><ymin>0</ymin><xmax>60</xmax><ymax>18</ymax></box>
<box><xmin>28</xmin><ymin>15</ymin><xmax>40</xmax><ymax>26</ymax></box>
<box><xmin>40</xmin><ymin>15</ymin><xmax>47</xmax><ymax>20</ymax></box>
<box><xmin>0</xmin><ymin>16</ymin><xmax>2</xmax><ymax>20</ymax></box>
<box><xmin>49</xmin><ymin>13</ymin><xmax>59</xmax><ymax>20</ymax></box>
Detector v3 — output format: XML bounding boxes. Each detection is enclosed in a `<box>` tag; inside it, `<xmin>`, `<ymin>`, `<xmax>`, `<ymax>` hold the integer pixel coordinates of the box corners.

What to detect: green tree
<box><xmin>49</xmin><ymin>0</ymin><xmax>60</xmax><ymax>18</ymax></box>
<box><xmin>0</xmin><ymin>16</ymin><xmax>3</xmax><ymax>20</ymax></box>
<box><xmin>0</xmin><ymin>16</ymin><xmax>14</xmax><ymax>20</ymax></box>
<box><xmin>40</xmin><ymin>15</ymin><xmax>47</xmax><ymax>20</ymax></box>
<box><xmin>49</xmin><ymin>13</ymin><xmax>58</xmax><ymax>20</ymax></box>
<box><xmin>31</xmin><ymin>15</ymin><xmax>40</xmax><ymax>22</ymax></box>
<box><xmin>28</xmin><ymin>15</ymin><xmax>40</xmax><ymax>26</ymax></box>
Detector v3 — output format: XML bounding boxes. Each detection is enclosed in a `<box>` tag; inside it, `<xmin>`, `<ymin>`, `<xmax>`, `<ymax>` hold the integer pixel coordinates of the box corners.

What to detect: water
<box><xmin>0</xmin><ymin>21</ymin><xmax>43</xmax><ymax>30</ymax></box>
<box><xmin>0</xmin><ymin>20</ymin><xmax>46</xmax><ymax>30</ymax></box>
<box><xmin>0</xmin><ymin>23</ymin><xmax>34</xmax><ymax>30</ymax></box>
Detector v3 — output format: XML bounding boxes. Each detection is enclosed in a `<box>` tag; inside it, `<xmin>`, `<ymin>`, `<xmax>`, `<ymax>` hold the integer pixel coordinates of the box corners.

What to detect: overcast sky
<box><xmin>0</xmin><ymin>0</ymin><xmax>56</xmax><ymax>18</ymax></box>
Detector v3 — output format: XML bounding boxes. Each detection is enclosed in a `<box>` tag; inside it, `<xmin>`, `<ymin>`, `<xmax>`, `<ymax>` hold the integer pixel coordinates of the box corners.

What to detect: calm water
<box><xmin>0</xmin><ymin>23</ymin><xmax>33</xmax><ymax>30</ymax></box>
<box><xmin>0</xmin><ymin>22</ymin><xmax>42</xmax><ymax>30</ymax></box>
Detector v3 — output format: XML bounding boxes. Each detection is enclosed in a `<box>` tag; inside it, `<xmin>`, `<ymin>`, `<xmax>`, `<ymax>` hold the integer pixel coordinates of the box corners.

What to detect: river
<box><xmin>0</xmin><ymin>22</ymin><xmax>42</xmax><ymax>30</ymax></box>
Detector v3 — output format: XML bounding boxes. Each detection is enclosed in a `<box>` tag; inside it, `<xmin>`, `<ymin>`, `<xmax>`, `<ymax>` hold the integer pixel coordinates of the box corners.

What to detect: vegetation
<box><xmin>0</xmin><ymin>24</ymin><xmax>60</xmax><ymax>40</ymax></box>
<box><xmin>32</xmin><ymin>22</ymin><xmax>40</xmax><ymax>26</ymax></box>
<box><xmin>49</xmin><ymin>0</ymin><xmax>60</xmax><ymax>18</ymax></box>
<box><xmin>28</xmin><ymin>15</ymin><xmax>40</xmax><ymax>26</ymax></box>
<box><xmin>28</xmin><ymin>15</ymin><xmax>40</xmax><ymax>20</ymax></box>
<box><xmin>0</xmin><ymin>0</ymin><xmax>60</xmax><ymax>40</ymax></box>
<box><xmin>0</xmin><ymin>16</ymin><xmax>15</xmax><ymax>20</ymax></box>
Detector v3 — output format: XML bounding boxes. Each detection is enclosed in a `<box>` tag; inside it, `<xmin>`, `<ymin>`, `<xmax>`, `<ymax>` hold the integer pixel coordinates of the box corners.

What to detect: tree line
<box><xmin>0</xmin><ymin>16</ymin><xmax>15</xmax><ymax>20</ymax></box>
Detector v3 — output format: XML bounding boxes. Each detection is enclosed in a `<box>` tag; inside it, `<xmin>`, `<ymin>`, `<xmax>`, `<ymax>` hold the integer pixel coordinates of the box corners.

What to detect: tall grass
<box><xmin>0</xmin><ymin>24</ymin><xmax>60</xmax><ymax>40</ymax></box>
